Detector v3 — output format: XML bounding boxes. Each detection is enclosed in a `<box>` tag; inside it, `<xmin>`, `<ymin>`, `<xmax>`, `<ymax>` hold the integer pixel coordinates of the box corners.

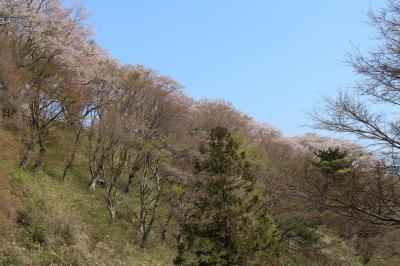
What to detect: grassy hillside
<box><xmin>0</xmin><ymin>127</ymin><xmax>175</xmax><ymax>265</ymax></box>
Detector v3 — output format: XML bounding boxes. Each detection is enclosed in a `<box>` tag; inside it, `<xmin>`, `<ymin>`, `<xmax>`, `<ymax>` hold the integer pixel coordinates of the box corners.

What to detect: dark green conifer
<box><xmin>176</xmin><ymin>127</ymin><xmax>279</xmax><ymax>266</ymax></box>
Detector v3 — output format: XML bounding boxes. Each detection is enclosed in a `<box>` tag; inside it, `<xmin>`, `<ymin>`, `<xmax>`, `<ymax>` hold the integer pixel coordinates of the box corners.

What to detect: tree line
<box><xmin>1</xmin><ymin>0</ymin><xmax>400</xmax><ymax>265</ymax></box>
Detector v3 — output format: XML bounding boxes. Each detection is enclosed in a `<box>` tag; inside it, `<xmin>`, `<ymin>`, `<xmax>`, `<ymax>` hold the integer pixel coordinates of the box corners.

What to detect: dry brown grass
<box><xmin>0</xmin><ymin>126</ymin><xmax>22</xmax><ymax>243</ymax></box>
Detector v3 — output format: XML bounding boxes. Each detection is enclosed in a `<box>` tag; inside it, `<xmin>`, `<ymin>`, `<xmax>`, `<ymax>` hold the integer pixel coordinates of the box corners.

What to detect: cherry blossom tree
<box><xmin>0</xmin><ymin>0</ymin><xmax>111</xmax><ymax>170</ymax></box>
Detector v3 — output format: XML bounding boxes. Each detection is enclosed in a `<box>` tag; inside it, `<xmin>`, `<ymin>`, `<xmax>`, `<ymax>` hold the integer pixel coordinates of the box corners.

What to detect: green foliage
<box><xmin>280</xmin><ymin>218</ymin><xmax>320</xmax><ymax>246</ymax></box>
<box><xmin>21</xmin><ymin>225</ymin><xmax>47</xmax><ymax>248</ymax></box>
<box><xmin>178</xmin><ymin>127</ymin><xmax>280</xmax><ymax>265</ymax></box>
<box><xmin>196</xmin><ymin>127</ymin><xmax>253</xmax><ymax>182</ymax></box>
<box><xmin>313</xmin><ymin>147</ymin><xmax>353</xmax><ymax>177</ymax></box>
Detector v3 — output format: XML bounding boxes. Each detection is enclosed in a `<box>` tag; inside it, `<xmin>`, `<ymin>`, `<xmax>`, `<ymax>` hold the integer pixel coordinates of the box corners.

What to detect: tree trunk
<box><xmin>108</xmin><ymin>204</ymin><xmax>116</xmax><ymax>226</ymax></box>
<box><xmin>19</xmin><ymin>141</ymin><xmax>33</xmax><ymax>169</ymax></box>
<box><xmin>62</xmin><ymin>127</ymin><xmax>82</xmax><ymax>181</ymax></box>
<box><xmin>89</xmin><ymin>160</ymin><xmax>104</xmax><ymax>189</ymax></box>
<box><xmin>125</xmin><ymin>172</ymin><xmax>135</xmax><ymax>193</ymax></box>
<box><xmin>140</xmin><ymin>229</ymin><xmax>150</xmax><ymax>249</ymax></box>
<box><xmin>160</xmin><ymin>212</ymin><xmax>172</xmax><ymax>241</ymax></box>
<box><xmin>173</xmin><ymin>233</ymin><xmax>186</xmax><ymax>265</ymax></box>
<box><xmin>125</xmin><ymin>154</ymin><xmax>143</xmax><ymax>193</ymax></box>
<box><xmin>177</xmin><ymin>234</ymin><xmax>185</xmax><ymax>260</ymax></box>
<box><xmin>33</xmin><ymin>134</ymin><xmax>45</xmax><ymax>172</ymax></box>
<box><xmin>89</xmin><ymin>178</ymin><xmax>98</xmax><ymax>190</ymax></box>
<box><xmin>19</xmin><ymin>149</ymin><xmax>31</xmax><ymax>169</ymax></box>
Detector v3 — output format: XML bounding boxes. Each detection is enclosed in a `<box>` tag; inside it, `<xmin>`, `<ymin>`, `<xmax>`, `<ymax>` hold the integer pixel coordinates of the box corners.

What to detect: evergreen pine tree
<box><xmin>176</xmin><ymin>127</ymin><xmax>279</xmax><ymax>265</ymax></box>
<box><xmin>313</xmin><ymin>147</ymin><xmax>353</xmax><ymax>178</ymax></box>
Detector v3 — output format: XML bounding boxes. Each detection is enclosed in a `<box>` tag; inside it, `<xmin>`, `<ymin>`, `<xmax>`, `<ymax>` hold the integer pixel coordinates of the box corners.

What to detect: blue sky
<box><xmin>82</xmin><ymin>0</ymin><xmax>383</xmax><ymax>136</ymax></box>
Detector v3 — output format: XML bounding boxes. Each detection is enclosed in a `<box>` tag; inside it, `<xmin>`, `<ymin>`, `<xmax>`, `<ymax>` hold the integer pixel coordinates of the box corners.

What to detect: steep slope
<box><xmin>0</xmin><ymin>127</ymin><xmax>175</xmax><ymax>265</ymax></box>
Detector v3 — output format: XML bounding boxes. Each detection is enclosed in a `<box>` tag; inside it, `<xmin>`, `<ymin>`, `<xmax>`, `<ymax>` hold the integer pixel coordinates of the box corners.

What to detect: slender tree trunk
<box><xmin>140</xmin><ymin>160</ymin><xmax>162</xmax><ymax>249</ymax></box>
<box><xmin>62</xmin><ymin>126</ymin><xmax>82</xmax><ymax>181</ymax></box>
<box><xmin>160</xmin><ymin>211</ymin><xmax>172</xmax><ymax>241</ymax></box>
<box><xmin>176</xmin><ymin>233</ymin><xmax>185</xmax><ymax>261</ymax></box>
<box><xmin>172</xmin><ymin>230</ymin><xmax>186</xmax><ymax>266</ymax></box>
<box><xmin>124</xmin><ymin>172</ymin><xmax>135</xmax><ymax>193</ymax></box>
<box><xmin>140</xmin><ymin>232</ymin><xmax>147</xmax><ymax>249</ymax></box>
<box><xmin>88</xmin><ymin>177</ymin><xmax>98</xmax><ymax>190</ymax></box>
<box><xmin>19</xmin><ymin>149</ymin><xmax>32</xmax><ymax>169</ymax></box>
<box><xmin>139</xmin><ymin>162</ymin><xmax>148</xmax><ymax>248</ymax></box>
<box><xmin>33</xmin><ymin>137</ymin><xmax>45</xmax><ymax>172</ymax></box>
<box><xmin>140</xmin><ymin>230</ymin><xmax>149</xmax><ymax>249</ymax></box>
<box><xmin>125</xmin><ymin>153</ymin><xmax>143</xmax><ymax>193</ymax></box>
<box><xmin>19</xmin><ymin>143</ymin><xmax>32</xmax><ymax>169</ymax></box>
<box><xmin>108</xmin><ymin>203</ymin><xmax>117</xmax><ymax>226</ymax></box>
<box><xmin>89</xmin><ymin>159</ymin><xmax>104</xmax><ymax>190</ymax></box>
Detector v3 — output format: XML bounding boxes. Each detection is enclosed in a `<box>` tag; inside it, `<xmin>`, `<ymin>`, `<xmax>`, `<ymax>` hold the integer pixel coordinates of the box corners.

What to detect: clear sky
<box><xmin>82</xmin><ymin>0</ymin><xmax>383</xmax><ymax>137</ymax></box>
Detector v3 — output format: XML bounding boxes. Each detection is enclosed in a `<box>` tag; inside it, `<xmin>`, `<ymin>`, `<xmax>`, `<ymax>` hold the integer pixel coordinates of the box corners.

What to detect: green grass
<box><xmin>0</xmin><ymin>127</ymin><xmax>175</xmax><ymax>265</ymax></box>
<box><xmin>2</xmin><ymin>168</ymin><xmax>175</xmax><ymax>265</ymax></box>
